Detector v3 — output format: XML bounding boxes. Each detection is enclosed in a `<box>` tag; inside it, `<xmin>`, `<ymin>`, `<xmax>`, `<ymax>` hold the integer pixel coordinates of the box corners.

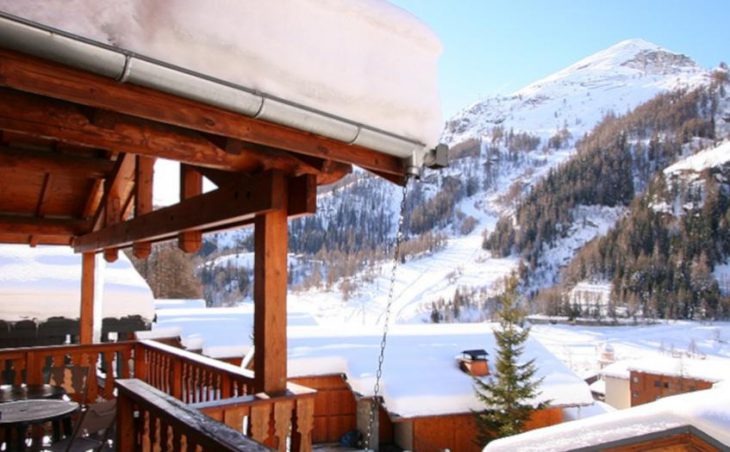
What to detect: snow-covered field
<box><xmin>530</xmin><ymin>321</ymin><xmax>730</xmax><ymax>379</ymax></box>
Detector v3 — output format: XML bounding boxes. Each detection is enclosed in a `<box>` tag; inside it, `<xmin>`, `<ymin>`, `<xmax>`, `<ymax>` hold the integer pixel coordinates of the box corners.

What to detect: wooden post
<box><xmin>79</xmin><ymin>252</ymin><xmax>96</xmax><ymax>344</ymax></box>
<box><xmin>133</xmin><ymin>155</ymin><xmax>155</xmax><ymax>259</ymax></box>
<box><xmin>178</xmin><ymin>164</ymin><xmax>203</xmax><ymax>253</ymax></box>
<box><xmin>253</xmin><ymin>173</ymin><xmax>288</xmax><ymax>394</ymax></box>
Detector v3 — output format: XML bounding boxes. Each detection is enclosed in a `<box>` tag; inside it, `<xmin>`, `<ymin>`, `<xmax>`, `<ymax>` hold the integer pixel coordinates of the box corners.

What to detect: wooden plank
<box><xmin>178</xmin><ymin>164</ymin><xmax>203</xmax><ymax>253</ymax></box>
<box><xmin>132</xmin><ymin>155</ymin><xmax>155</xmax><ymax>259</ymax></box>
<box><xmin>0</xmin><ymin>49</ymin><xmax>405</xmax><ymax>178</ymax></box>
<box><xmin>0</xmin><ymin>146</ymin><xmax>113</xmax><ymax>178</ymax></box>
<box><xmin>0</xmin><ymin>215</ymin><xmax>89</xmax><ymax>235</ymax></box>
<box><xmin>74</xmin><ymin>172</ymin><xmax>281</xmax><ymax>253</ymax></box>
<box><xmin>254</xmin><ymin>173</ymin><xmax>288</xmax><ymax>394</ymax></box>
<box><xmin>79</xmin><ymin>252</ymin><xmax>95</xmax><ymax>344</ymax></box>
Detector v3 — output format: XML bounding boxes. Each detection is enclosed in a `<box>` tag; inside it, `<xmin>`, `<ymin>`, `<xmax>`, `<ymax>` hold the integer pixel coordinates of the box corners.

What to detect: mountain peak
<box><xmin>443</xmin><ymin>39</ymin><xmax>708</xmax><ymax>145</ymax></box>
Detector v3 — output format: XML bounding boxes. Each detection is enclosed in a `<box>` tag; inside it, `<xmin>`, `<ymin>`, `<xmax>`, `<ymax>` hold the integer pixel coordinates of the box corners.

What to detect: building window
<box><xmin>632</xmin><ymin>376</ymin><xmax>639</xmax><ymax>383</ymax></box>
<box><xmin>654</xmin><ymin>380</ymin><xmax>661</xmax><ymax>388</ymax></box>
<box><xmin>632</xmin><ymin>392</ymin><xmax>639</xmax><ymax>398</ymax></box>
<box><xmin>663</xmin><ymin>382</ymin><xmax>669</xmax><ymax>389</ymax></box>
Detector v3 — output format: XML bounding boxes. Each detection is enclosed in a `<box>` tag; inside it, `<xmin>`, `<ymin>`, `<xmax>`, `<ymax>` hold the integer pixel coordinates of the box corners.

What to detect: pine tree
<box><xmin>473</xmin><ymin>276</ymin><xmax>547</xmax><ymax>445</ymax></box>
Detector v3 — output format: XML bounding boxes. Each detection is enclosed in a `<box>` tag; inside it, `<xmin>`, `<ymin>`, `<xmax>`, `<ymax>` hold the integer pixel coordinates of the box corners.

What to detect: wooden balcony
<box><xmin>0</xmin><ymin>340</ymin><xmax>316</xmax><ymax>451</ymax></box>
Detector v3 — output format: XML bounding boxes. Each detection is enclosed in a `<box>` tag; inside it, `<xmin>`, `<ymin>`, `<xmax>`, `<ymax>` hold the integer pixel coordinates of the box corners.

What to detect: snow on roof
<box><xmin>0</xmin><ymin>245</ymin><xmax>154</xmax><ymax>322</ymax></box>
<box><xmin>203</xmin><ymin>344</ymin><xmax>252</xmax><ymax>360</ymax></box>
<box><xmin>287</xmin><ymin>323</ymin><xmax>593</xmax><ymax>419</ymax></box>
<box><xmin>153</xmin><ymin>299</ymin><xmax>207</xmax><ymax>310</ymax></box>
<box><xmin>589</xmin><ymin>379</ymin><xmax>606</xmax><ymax>395</ymax></box>
<box><xmin>601</xmin><ymin>360</ymin><xmax>632</xmax><ymax>380</ymax></box>
<box><xmin>135</xmin><ymin>326</ymin><xmax>182</xmax><ymax>340</ymax></box>
<box><xmin>562</xmin><ymin>401</ymin><xmax>614</xmax><ymax>422</ymax></box>
<box><xmin>627</xmin><ymin>355</ymin><xmax>730</xmax><ymax>383</ymax></box>
<box><xmin>151</xmin><ymin>304</ymin><xmax>318</xmax><ymax>349</ymax></box>
<box><xmin>484</xmin><ymin>384</ymin><xmax>730</xmax><ymax>451</ymax></box>
<box><xmin>0</xmin><ymin>0</ymin><xmax>443</xmax><ymax>149</ymax></box>
<box><xmin>664</xmin><ymin>141</ymin><xmax>730</xmax><ymax>175</ymax></box>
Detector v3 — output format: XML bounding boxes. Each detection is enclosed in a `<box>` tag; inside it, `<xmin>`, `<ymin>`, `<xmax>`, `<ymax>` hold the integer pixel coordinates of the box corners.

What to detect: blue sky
<box><xmin>390</xmin><ymin>0</ymin><xmax>730</xmax><ymax>118</ymax></box>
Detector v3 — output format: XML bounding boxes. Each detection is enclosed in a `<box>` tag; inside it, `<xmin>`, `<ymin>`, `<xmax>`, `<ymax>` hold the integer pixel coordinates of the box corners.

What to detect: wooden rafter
<box><xmin>0</xmin><ymin>146</ymin><xmax>114</xmax><ymax>178</ymax></box>
<box><xmin>93</xmin><ymin>153</ymin><xmax>136</xmax><ymax>231</ymax></box>
<box><xmin>74</xmin><ymin>172</ymin><xmax>284</xmax><ymax>253</ymax></box>
<box><xmin>0</xmin><ymin>49</ymin><xmax>404</xmax><ymax>179</ymax></box>
<box><xmin>0</xmin><ymin>215</ymin><xmax>89</xmax><ymax>236</ymax></box>
<box><xmin>0</xmin><ymin>88</ymin><xmax>351</xmax><ymax>182</ymax></box>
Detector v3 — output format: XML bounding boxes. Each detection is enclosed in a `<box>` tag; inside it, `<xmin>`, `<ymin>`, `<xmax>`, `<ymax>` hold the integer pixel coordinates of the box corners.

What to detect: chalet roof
<box><xmin>627</xmin><ymin>355</ymin><xmax>730</xmax><ymax>382</ymax></box>
<box><xmin>0</xmin><ymin>244</ymin><xmax>153</xmax><ymax>322</ymax></box>
<box><xmin>0</xmin><ymin>1</ymin><xmax>445</xmax><ymax>250</ymax></box>
<box><xmin>286</xmin><ymin>323</ymin><xmax>594</xmax><ymax>419</ymax></box>
<box><xmin>0</xmin><ymin>0</ymin><xmax>443</xmax><ymax>158</ymax></box>
<box><xmin>484</xmin><ymin>383</ymin><xmax>730</xmax><ymax>451</ymax></box>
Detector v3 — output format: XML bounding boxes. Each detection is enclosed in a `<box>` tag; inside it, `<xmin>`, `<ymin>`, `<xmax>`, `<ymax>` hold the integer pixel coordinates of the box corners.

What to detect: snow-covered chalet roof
<box><xmin>0</xmin><ymin>0</ymin><xmax>443</xmax><ymax>151</ymax></box>
<box><xmin>484</xmin><ymin>384</ymin><xmax>730</xmax><ymax>451</ymax></box>
<box><xmin>0</xmin><ymin>245</ymin><xmax>154</xmax><ymax>322</ymax></box>
<box><xmin>287</xmin><ymin>323</ymin><xmax>593</xmax><ymax>419</ymax></box>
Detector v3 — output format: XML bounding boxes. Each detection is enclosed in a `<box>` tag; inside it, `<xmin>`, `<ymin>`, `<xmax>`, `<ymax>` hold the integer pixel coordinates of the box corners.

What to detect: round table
<box><xmin>0</xmin><ymin>399</ymin><xmax>79</xmax><ymax>450</ymax></box>
<box><xmin>0</xmin><ymin>384</ymin><xmax>66</xmax><ymax>403</ymax></box>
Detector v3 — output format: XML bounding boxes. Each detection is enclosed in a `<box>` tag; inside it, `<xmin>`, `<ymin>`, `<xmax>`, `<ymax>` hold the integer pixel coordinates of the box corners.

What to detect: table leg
<box><xmin>15</xmin><ymin>424</ymin><xmax>28</xmax><ymax>451</ymax></box>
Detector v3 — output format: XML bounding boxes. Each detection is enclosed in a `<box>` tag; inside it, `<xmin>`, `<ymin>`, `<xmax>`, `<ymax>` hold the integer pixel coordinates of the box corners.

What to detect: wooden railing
<box><xmin>0</xmin><ymin>340</ymin><xmax>316</xmax><ymax>451</ymax></box>
<box><xmin>116</xmin><ymin>378</ymin><xmax>270</xmax><ymax>451</ymax></box>
<box><xmin>0</xmin><ymin>341</ymin><xmax>133</xmax><ymax>402</ymax></box>
<box><xmin>193</xmin><ymin>383</ymin><xmax>316</xmax><ymax>452</ymax></box>
<box><xmin>134</xmin><ymin>340</ymin><xmax>255</xmax><ymax>403</ymax></box>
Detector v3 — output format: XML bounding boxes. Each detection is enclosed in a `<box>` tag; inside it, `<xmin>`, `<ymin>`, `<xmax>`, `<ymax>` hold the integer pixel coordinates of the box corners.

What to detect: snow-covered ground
<box><xmin>530</xmin><ymin>321</ymin><xmax>730</xmax><ymax>379</ymax></box>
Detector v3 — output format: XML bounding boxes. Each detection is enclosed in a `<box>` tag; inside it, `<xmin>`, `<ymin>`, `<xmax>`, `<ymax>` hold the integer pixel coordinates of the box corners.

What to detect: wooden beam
<box><xmin>0</xmin><ymin>88</ymin><xmax>237</xmax><ymax>170</ymax></box>
<box><xmin>34</xmin><ymin>173</ymin><xmax>53</xmax><ymax>217</ymax></box>
<box><xmin>0</xmin><ymin>146</ymin><xmax>114</xmax><ymax>178</ymax></box>
<box><xmin>0</xmin><ymin>49</ymin><xmax>405</xmax><ymax>178</ymax></box>
<box><xmin>79</xmin><ymin>252</ymin><xmax>95</xmax><ymax>344</ymax></box>
<box><xmin>0</xmin><ymin>233</ymin><xmax>72</xmax><ymax>246</ymax></box>
<box><xmin>0</xmin><ymin>215</ymin><xmax>89</xmax><ymax>236</ymax></box>
<box><xmin>253</xmin><ymin>176</ymin><xmax>288</xmax><ymax>394</ymax></box>
<box><xmin>178</xmin><ymin>164</ymin><xmax>202</xmax><ymax>253</ymax></box>
<box><xmin>81</xmin><ymin>179</ymin><xmax>104</xmax><ymax>220</ymax></box>
<box><xmin>132</xmin><ymin>155</ymin><xmax>155</xmax><ymax>259</ymax></box>
<box><xmin>93</xmin><ymin>153</ymin><xmax>136</xmax><ymax>231</ymax></box>
<box><xmin>74</xmin><ymin>172</ymin><xmax>282</xmax><ymax>253</ymax></box>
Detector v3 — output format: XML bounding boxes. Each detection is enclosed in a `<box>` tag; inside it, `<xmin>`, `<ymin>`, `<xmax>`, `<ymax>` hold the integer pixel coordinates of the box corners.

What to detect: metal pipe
<box><xmin>0</xmin><ymin>11</ymin><xmax>437</xmax><ymax>167</ymax></box>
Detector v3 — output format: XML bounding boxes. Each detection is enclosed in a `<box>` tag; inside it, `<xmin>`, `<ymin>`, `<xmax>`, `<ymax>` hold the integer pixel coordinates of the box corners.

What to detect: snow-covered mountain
<box><xmin>443</xmin><ymin>39</ymin><xmax>708</xmax><ymax>144</ymax></box>
<box><xmin>193</xmin><ymin>39</ymin><xmax>724</xmax><ymax>324</ymax></box>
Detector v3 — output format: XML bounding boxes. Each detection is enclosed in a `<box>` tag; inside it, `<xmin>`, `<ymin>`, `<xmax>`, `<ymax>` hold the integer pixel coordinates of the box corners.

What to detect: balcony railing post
<box><xmin>25</xmin><ymin>349</ymin><xmax>42</xmax><ymax>385</ymax></box>
<box><xmin>116</xmin><ymin>385</ymin><xmax>136</xmax><ymax>452</ymax></box>
<box><xmin>171</xmin><ymin>358</ymin><xmax>183</xmax><ymax>399</ymax></box>
<box><xmin>133</xmin><ymin>342</ymin><xmax>147</xmax><ymax>381</ymax></box>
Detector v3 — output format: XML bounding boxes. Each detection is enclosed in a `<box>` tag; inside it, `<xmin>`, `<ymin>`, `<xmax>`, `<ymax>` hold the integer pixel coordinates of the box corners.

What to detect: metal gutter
<box><xmin>0</xmin><ymin>11</ymin><xmax>446</xmax><ymax>175</ymax></box>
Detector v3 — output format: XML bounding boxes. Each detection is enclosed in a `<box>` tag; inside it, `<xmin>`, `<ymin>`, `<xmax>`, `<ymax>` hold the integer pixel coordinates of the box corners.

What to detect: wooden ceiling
<box><xmin>0</xmin><ymin>48</ymin><xmax>410</xmax><ymax>254</ymax></box>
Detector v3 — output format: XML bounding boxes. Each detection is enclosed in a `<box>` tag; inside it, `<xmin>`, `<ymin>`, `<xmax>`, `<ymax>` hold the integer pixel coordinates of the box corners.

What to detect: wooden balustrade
<box><xmin>192</xmin><ymin>383</ymin><xmax>316</xmax><ymax>452</ymax></box>
<box><xmin>0</xmin><ymin>341</ymin><xmax>133</xmax><ymax>402</ymax></box>
<box><xmin>116</xmin><ymin>378</ymin><xmax>270</xmax><ymax>452</ymax></box>
<box><xmin>0</xmin><ymin>341</ymin><xmax>317</xmax><ymax>451</ymax></box>
<box><xmin>134</xmin><ymin>340</ymin><xmax>256</xmax><ymax>403</ymax></box>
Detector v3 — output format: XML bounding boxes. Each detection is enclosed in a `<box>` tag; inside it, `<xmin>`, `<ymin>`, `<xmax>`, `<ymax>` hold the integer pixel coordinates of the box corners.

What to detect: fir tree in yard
<box><xmin>474</xmin><ymin>275</ymin><xmax>547</xmax><ymax>445</ymax></box>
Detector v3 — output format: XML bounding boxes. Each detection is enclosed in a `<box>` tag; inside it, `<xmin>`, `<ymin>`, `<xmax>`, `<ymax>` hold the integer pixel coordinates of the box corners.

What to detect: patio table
<box><xmin>0</xmin><ymin>399</ymin><xmax>78</xmax><ymax>450</ymax></box>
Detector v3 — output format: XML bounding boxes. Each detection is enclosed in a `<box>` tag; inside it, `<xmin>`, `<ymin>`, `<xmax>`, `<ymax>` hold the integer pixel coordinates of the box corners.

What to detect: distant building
<box><xmin>285</xmin><ymin>323</ymin><xmax>594</xmax><ymax>451</ymax></box>
<box><xmin>569</xmin><ymin>281</ymin><xmax>612</xmax><ymax>317</ymax></box>
<box><xmin>601</xmin><ymin>356</ymin><xmax>730</xmax><ymax>410</ymax></box>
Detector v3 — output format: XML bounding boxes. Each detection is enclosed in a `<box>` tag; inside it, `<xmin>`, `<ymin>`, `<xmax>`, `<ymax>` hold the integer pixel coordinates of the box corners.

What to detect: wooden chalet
<box><xmin>0</xmin><ymin>5</ymin><xmax>445</xmax><ymax>451</ymax></box>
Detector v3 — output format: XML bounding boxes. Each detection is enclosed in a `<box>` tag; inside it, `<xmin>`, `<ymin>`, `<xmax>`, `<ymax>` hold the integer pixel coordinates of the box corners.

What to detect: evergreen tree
<box><xmin>474</xmin><ymin>276</ymin><xmax>547</xmax><ymax>445</ymax></box>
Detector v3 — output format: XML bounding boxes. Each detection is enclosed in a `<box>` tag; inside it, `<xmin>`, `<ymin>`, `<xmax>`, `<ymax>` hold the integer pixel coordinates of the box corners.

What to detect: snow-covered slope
<box><xmin>204</xmin><ymin>39</ymin><xmax>715</xmax><ymax>325</ymax></box>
